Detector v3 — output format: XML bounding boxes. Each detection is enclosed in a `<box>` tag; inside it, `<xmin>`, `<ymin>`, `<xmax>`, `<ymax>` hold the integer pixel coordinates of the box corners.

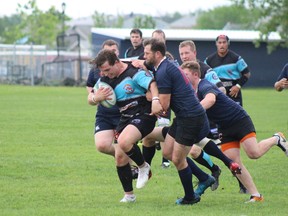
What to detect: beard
<box><xmin>146</xmin><ymin>56</ymin><xmax>156</xmax><ymax>66</ymax></box>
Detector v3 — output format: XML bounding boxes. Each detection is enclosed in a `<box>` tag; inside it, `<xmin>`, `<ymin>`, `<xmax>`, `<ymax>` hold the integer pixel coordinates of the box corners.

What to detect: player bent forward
<box><xmin>182</xmin><ymin>60</ymin><xmax>288</xmax><ymax>203</ymax></box>
<box><xmin>91</xmin><ymin>49</ymin><xmax>163</xmax><ymax>202</ymax></box>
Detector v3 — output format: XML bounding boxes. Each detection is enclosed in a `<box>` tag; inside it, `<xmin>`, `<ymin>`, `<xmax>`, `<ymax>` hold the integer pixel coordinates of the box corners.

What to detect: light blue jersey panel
<box><xmin>114</xmin><ymin>70</ymin><xmax>153</xmax><ymax>102</ymax></box>
<box><xmin>205</xmin><ymin>69</ymin><xmax>222</xmax><ymax>86</ymax></box>
<box><xmin>214</xmin><ymin>58</ymin><xmax>247</xmax><ymax>80</ymax></box>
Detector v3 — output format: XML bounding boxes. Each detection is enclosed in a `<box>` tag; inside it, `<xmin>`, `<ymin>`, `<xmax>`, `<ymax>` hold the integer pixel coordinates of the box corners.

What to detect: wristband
<box><xmin>152</xmin><ymin>96</ymin><xmax>160</xmax><ymax>101</ymax></box>
<box><xmin>236</xmin><ymin>84</ymin><xmax>241</xmax><ymax>89</ymax></box>
<box><xmin>238</xmin><ymin>75</ymin><xmax>248</xmax><ymax>86</ymax></box>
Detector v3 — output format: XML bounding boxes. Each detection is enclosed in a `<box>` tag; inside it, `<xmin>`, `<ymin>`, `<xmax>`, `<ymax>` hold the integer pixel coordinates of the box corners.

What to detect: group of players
<box><xmin>86</xmin><ymin>28</ymin><xmax>288</xmax><ymax>205</ymax></box>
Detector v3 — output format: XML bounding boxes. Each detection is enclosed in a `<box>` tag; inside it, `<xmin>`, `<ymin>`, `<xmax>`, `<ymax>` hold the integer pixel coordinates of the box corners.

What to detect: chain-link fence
<box><xmin>42</xmin><ymin>34</ymin><xmax>87</xmax><ymax>86</ymax></box>
<box><xmin>0</xmin><ymin>34</ymin><xmax>91</xmax><ymax>86</ymax></box>
<box><xmin>0</xmin><ymin>44</ymin><xmax>48</xmax><ymax>85</ymax></box>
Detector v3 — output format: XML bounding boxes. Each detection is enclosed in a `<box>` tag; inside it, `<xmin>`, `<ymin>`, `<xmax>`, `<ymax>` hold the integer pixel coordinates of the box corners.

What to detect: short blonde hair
<box><xmin>181</xmin><ymin>61</ymin><xmax>201</xmax><ymax>77</ymax></box>
<box><xmin>179</xmin><ymin>40</ymin><xmax>196</xmax><ymax>52</ymax></box>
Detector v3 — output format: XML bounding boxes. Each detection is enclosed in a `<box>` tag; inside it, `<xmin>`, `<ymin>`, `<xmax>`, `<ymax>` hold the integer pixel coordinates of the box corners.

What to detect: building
<box><xmin>91</xmin><ymin>28</ymin><xmax>287</xmax><ymax>87</ymax></box>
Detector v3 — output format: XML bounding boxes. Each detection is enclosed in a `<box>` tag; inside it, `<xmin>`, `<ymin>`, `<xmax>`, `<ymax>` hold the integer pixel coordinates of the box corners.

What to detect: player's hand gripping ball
<box><xmin>93</xmin><ymin>81</ymin><xmax>116</xmax><ymax>108</ymax></box>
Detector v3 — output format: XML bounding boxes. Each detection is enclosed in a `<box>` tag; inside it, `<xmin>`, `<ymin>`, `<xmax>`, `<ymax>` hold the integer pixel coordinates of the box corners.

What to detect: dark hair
<box><xmin>143</xmin><ymin>38</ymin><xmax>166</xmax><ymax>56</ymax></box>
<box><xmin>92</xmin><ymin>49</ymin><xmax>119</xmax><ymax>68</ymax></box>
<box><xmin>152</xmin><ymin>29</ymin><xmax>166</xmax><ymax>40</ymax></box>
<box><xmin>130</xmin><ymin>28</ymin><xmax>143</xmax><ymax>38</ymax></box>
<box><xmin>101</xmin><ymin>39</ymin><xmax>119</xmax><ymax>49</ymax></box>
<box><xmin>216</xmin><ymin>35</ymin><xmax>230</xmax><ymax>44</ymax></box>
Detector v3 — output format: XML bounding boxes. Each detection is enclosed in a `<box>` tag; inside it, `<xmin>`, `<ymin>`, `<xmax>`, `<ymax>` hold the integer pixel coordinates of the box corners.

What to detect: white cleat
<box><xmin>120</xmin><ymin>194</ymin><xmax>136</xmax><ymax>203</ymax></box>
<box><xmin>273</xmin><ymin>132</ymin><xmax>288</xmax><ymax>156</ymax></box>
<box><xmin>136</xmin><ymin>162</ymin><xmax>151</xmax><ymax>189</ymax></box>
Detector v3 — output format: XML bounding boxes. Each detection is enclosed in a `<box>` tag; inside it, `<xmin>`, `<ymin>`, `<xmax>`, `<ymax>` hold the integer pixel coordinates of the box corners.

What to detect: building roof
<box><xmin>122</xmin><ymin>17</ymin><xmax>169</xmax><ymax>29</ymax></box>
<box><xmin>169</xmin><ymin>15</ymin><xmax>197</xmax><ymax>29</ymax></box>
<box><xmin>91</xmin><ymin>28</ymin><xmax>281</xmax><ymax>42</ymax></box>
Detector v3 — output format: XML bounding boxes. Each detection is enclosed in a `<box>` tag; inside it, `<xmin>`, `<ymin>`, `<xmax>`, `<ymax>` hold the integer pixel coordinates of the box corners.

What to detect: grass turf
<box><xmin>0</xmin><ymin>85</ymin><xmax>287</xmax><ymax>216</ymax></box>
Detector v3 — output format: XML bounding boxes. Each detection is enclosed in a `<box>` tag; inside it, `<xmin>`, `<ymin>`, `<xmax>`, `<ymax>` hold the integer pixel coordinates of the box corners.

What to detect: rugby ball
<box><xmin>93</xmin><ymin>81</ymin><xmax>116</xmax><ymax>108</ymax></box>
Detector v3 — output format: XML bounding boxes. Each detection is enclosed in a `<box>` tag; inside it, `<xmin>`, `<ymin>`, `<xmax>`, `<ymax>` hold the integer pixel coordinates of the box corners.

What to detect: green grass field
<box><xmin>0</xmin><ymin>85</ymin><xmax>287</xmax><ymax>216</ymax></box>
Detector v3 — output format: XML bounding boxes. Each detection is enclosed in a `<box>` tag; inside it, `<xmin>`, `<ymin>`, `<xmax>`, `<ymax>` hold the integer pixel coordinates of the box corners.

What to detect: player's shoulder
<box><xmin>199</xmin><ymin>79</ymin><xmax>219</xmax><ymax>94</ymax></box>
<box><xmin>199</xmin><ymin>79</ymin><xmax>215</xmax><ymax>90</ymax></box>
<box><xmin>228</xmin><ymin>50</ymin><xmax>242</xmax><ymax>60</ymax></box>
<box><xmin>283</xmin><ymin>63</ymin><xmax>288</xmax><ymax>71</ymax></box>
<box><xmin>200</xmin><ymin>78</ymin><xmax>212</xmax><ymax>86</ymax></box>
<box><xmin>206</xmin><ymin>52</ymin><xmax>218</xmax><ymax>60</ymax></box>
<box><xmin>199</xmin><ymin>60</ymin><xmax>211</xmax><ymax>70</ymax></box>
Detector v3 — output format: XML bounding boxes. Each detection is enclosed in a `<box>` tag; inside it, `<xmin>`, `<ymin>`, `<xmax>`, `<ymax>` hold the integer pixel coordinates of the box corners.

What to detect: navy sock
<box><xmin>193</xmin><ymin>150</ymin><xmax>218</xmax><ymax>172</ymax></box>
<box><xmin>142</xmin><ymin>145</ymin><xmax>156</xmax><ymax>166</ymax></box>
<box><xmin>125</xmin><ymin>143</ymin><xmax>145</xmax><ymax>166</ymax></box>
<box><xmin>178</xmin><ymin>166</ymin><xmax>194</xmax><ymax>200</ymax></box>
<box><xmin>186</xmin><ymin>157</ymin><xmax>208</xmax><ymax>182</ymax></box>
<box><xmin>117</xmin><ymin>163</ymin><xmax>133</xmax><ymax>192</ymax></box>
<box><xmin>203</xmin><ymin>140</ymin><xmax>232</xmax><ymax>168</ymax></box>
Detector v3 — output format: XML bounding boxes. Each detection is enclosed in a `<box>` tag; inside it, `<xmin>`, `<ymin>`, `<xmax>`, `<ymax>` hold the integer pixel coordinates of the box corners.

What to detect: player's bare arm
<box><xmin>200</xmin><ymin>93</ymin><xmax>216</xmax><ymax>110</ymax></box>
<box><xmin>88</xmin><ymin>87</ymin><xmax>113</xmax><ymax>105</ymax></box>
<box><xmin>148</xmin><ymin>81</ymin><xmax>163</xmax><ymax>116</ymax></box>
<box><xmin>274</xmin><ymin>78</ymin><xmax>288</xmax><ymax>91</ymax></box>
<box><xmin>159</xmin><ymin>93</ymin><xmax>170</xmax><ymax>114</ymax></box>
<box><xmin>131</xmin><ymin>59</ymin><xmax>146</xmax><ymax>70</ymax></box>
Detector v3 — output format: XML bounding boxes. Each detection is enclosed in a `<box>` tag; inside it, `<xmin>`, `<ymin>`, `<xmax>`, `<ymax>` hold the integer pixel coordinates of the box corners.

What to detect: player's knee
<box><xmin>115</xmin><ymin>153</ymin><xmax>129</xmax><ymax>165</ymax></box>
<box><xmin>95</xmin><ymin>141</ymin><xmax>111</xmax><ymax>153</ymax></box>
<box><xmin>142</xmin><ymin>137</ymin><xmax>154</xmax><ymax>147</ymax></box>
<box><xmin>162</xmin><ymin>151</ymin><xmax>172</xmax><ymax>161</ymax></box>
<box><xmin>189</xmin><ymin>150</ymin><xmax>199</xmax><ymax>159</ymax></box>
<box><xmin>246</xmin><ymin>151</ymin><xmax>260</xmax><ymax>159</ymax></box>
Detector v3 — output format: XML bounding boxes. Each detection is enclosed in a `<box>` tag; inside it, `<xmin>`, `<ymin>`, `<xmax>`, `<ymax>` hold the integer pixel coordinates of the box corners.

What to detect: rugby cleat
<box><xmin>131</xmin><ymin>165</ymin><xmax>139</xmax><ymax>180</ymax></box>
<box><xmin>175</xmin><ymin>194</ymin><xmax>200</xmax><ymax>205</ymax></box>
<box><xmin>136</xmin><ymin>162</ymin><xmax>151</xmax><ymax>189</ymax></box>
<box><xmin>245</xmin><ymin>195</ymin><xmax>264</xmax><ymax>203</ymax></box>
<box><xmin>195</xmin><ymin>175</ymin><xmax>216</xmax><ymax>196</ymax></box>
<box><xmin>211</xmin><ymin>167</ymin><xmax>221</xmax><ymax>191</ymax></box>
<box><xmin>273</xmin><ymin>132</ymin><xmax>288</xmax><ymax>156</ymax></box>
<box><xmin>120</xmin><ymin>194</ymin><xmax>136</xmax><ymax>203</ymax></box>
<box><xmin>229</xmin><ymin>162</ymin><xmax>242</xmax><ymax>176</ymax></box>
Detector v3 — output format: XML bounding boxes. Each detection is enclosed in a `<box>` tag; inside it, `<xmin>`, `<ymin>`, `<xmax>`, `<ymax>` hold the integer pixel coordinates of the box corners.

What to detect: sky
<box><xmin>1</xmin><ymin>0</ymin><xmax>231</xmax><ymax>19</ymax></box>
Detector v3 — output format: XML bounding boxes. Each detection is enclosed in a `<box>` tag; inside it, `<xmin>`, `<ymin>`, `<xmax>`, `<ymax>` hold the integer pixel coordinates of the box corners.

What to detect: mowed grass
<box><xmin>0</xmin><ymin>85</ymin><xmax>287</xmax><ymax>216</ymax></box>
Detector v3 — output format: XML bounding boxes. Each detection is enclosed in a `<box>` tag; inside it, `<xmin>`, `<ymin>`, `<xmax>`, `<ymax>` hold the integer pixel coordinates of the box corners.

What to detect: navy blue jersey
<box><xmin>155</xmin><ymin>58</ymin><xmax>205</xmax><ymax>117</ymax></box>
<box><xmin>86</xmin><ymin>68</ymin><xmax>120</xmax><ymax>115</ymax></box>
<box><xmin>204</xmin><ymin>50</ymin><xmax>249</xmax><ymax>81</ymax></box>
<box><xmin>276</xmin><ymin>63</ymin><xmax>288</xmax><ymax>81</ymax></box>
<box><xmin>100</xmin><ymin>63</ymin><xmax>153</xmax><ymax>117</ymax></box>
<box><xmin>197</xmin><ymin>79</ymin><xmax>248</xmax><ymax>128</ymax></box>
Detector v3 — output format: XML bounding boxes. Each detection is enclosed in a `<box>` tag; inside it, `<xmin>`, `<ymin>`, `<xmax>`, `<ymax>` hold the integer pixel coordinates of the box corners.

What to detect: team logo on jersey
<box><xmin>132</xmin><ymin>119</ymin><xmax>141</xmax><ymax>124</ymax></box>
<box><xmin>212</xmin><ymin>73</ymin><xmax>219</xmax><ymax>80</ymax></box>
<box><xmin>95</xmin><ymin>125</ymin><xmax>100</xmax><ymax>132</ymax></box>
<box><xmin>144</xmin><ymin>70</ymin><xmax>153</xmax><ymax>77</ymax></box>
<box><xmin>123</xmin><ymin>84</ymin><xmax>134</xmax><ymax>94</ymax></box>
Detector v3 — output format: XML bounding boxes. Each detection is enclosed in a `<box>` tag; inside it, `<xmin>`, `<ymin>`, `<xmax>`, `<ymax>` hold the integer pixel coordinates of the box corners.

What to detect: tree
<box><xmin>92</xmin><ymin>11</ymin><xmax>108</xmax><ymax>28</ymax></box>
<box><xmin>195</xmin><ymin>5</ymin><xmax>260</xmax><ymax>30</ymax></box>
<box><xmin>92</xmin><ymin>11</ymin><xmax>124</xmax><ymax>28</ymax></box>
<box><xmin>133</xmin><ymin>15</ymin><xmax>156</xmax><ymax>29</ymax></box>
<box><xmin>1</xmin><ymin>0</ymin><xmax>69</xmax><ymax>48</ymax></box>
<box><xmin>0</xmin><ymin>15</ymin><xmax>22</xmax><ymax>43</ymax></box>
<box><xmin>161</xmin><ymin>12</ymin><xmax>182</xmax><ymax>23</ymax></box>
<box><xmin>234</xmin><ymin>0</ymin><xmax>288</xmax><ymax>52</ymax></box>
